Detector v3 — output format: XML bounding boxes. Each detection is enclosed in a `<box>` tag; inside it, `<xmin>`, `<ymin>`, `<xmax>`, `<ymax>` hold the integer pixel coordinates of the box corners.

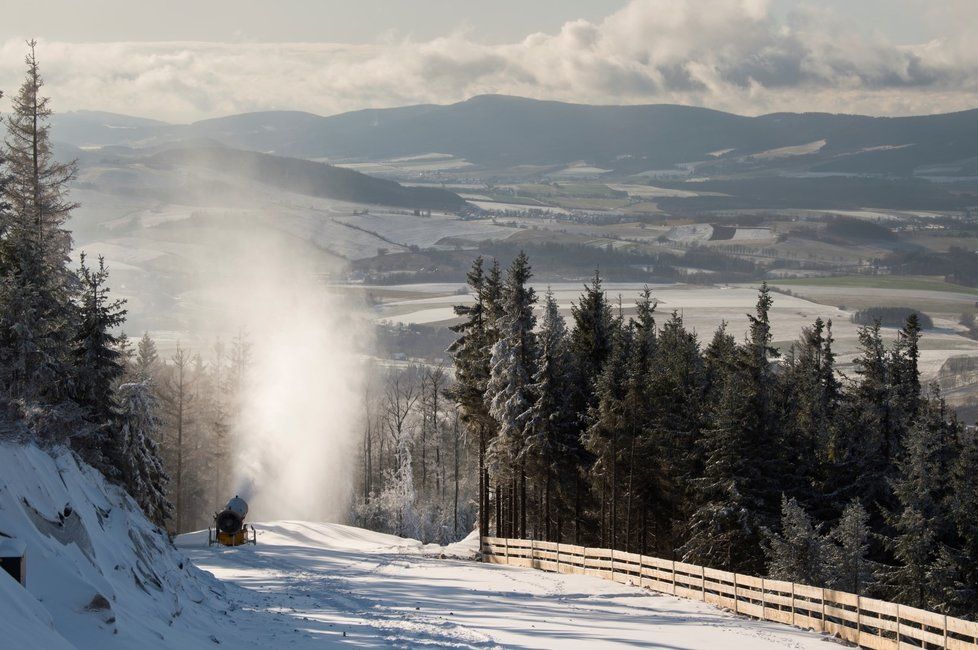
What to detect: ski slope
<box><xmin>177</xmin><ymin>521</ymin><xmax>840</xmax><ymax>649</ymax></box>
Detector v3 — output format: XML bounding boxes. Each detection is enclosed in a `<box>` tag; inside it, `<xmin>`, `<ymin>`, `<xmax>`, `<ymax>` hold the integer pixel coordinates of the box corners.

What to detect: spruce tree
<box><xmin>684</xmin><ymin>287</ymin><xmax>781</xmax><ymax>573</ymax></box>
<box><xmin>584</xmin><ymin>316</ymin><xmax>629</xmax><ymax>548</ymax></box>
<box><xmin>135</xmin><ymin>332</ymin><xmax>160</xmax><ymax>380</ymax></box>
<box><xmin>779</xmin><ymin>318</ymin><xmax>839</xmax><ymax>510</ymax></box>
<box><xmin>486</xmin><ymin>252</ymin><xmax>536</xmax><ymax>539</ymax></box>
<box><xmin>570</xmin><ymin>269</ymin><xmax>613</xmax><ymax>413</ymax></box>
<box><xmin>448</xmin><ymin>257</ymin><xmax>497</xmax><ymax>534</ymax></box>
<box><xmin>882</xmin><ymin>392</ymin><xmax>956</xmax><ymax>609</ymax></box>
<box><xmin>524</xmin><ymin>290</ymin><xmax>576</xmax><ymax>541</ymax></box>
<box><xmin>890</xmin><ymin>313</ymin><xmax>923</xmax><ymax>424</ymax></box>
<box><xmin>765</xmin><ymin>496</ymin><xmax>829</xmax><ymax>586</ymax></box>
<box><xmin>836</xmin><ymin>322</ymin><xmax>893</xmax><ymax>514</ymax></box>
<box><xmin>0</xmin><ymin>41</ymin><xmax>78</xmax><ymax>402</ymax></box>
<box><xmin>647</xmin><ymin>311</ymin><xmax>704</xmax><ymax>556</ymax></box>
<box><xmin>72</xmin><ymin>254</ymin><xmax>127</xmax><ymax>422</ymax></box>
<box><xmin>114</xmin><ymin>380</ymin><xmax>172</xmax><ymax>527</ymax></box>
<box><xmin>828</xmin><ymin>498</ymin><xmax>873</xmax><ymax>594</ymax></box>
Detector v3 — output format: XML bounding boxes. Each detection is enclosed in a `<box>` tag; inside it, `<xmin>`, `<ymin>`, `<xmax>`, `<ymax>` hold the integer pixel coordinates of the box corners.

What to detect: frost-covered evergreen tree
<box><xmin>447</xmin><ymin>257</ymin><xmax>496</xmax><ymax>533</ymax></box>
<box><xmin>72</xmin><ymin>254</ymin><xmax>127</xmax><ymax>422</ymax></box>
<box><xmin>0</xmin><ymin>41</ymin><xmax>78</xmax><ymax>402</ymax></box>
<box><xmin>486</xmin><ymin>251</ymin><xmax>536</xmax><ymax>538</ymax></box>
<box><xmin>570</xmin><ymin>269</ymin><xmax>613</xmax><ymax>413</ymax></box>
<box><xmin>114</xmin><ymin>380</ymin><xmax>172</xmax><ymax>527</ymax></box>
<box><xmin>524</xmin><ymin>290</ymin><xmax>576</xmax><ymax>541</ymax></box>
<box><xmin>765</xmin><ymin>496</ymin><xmax>829</xmax><ymax>586</ymax></box>
<box><xmin>882</xmin><ymin>392</ymin><xmax>956</xmax><ymax>609</ymax></box>
<box><xmin>646</xmin><ymin>310</ymin><xmax>703</xmax><ymax>556</ymax></box>
<box><xmin>828</xmin><ymin>499</ymin><xmax>873</xmax><ymax>594</ymax></box>
<box><xmin>779</xmin><ymin>318</ymin><xmax>839</xmax><ymax>508</ymax></box>
<box><xmin>683</xmin><ymin>286</ymin><xmax>780</xmax><ymax>574</ymax></box>
<box><xmin>135</xmin><ymin>332</ymin><xmax>160</xmax><ymax>380</ymax></box>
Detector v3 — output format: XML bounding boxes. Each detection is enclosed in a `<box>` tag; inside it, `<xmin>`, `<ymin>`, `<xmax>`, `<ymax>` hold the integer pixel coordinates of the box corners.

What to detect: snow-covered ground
<box><xmin>0</xmin><ymin>441</ymin><xmax>844</xmax><ymax>648</ymax></box>
<box><xmin>176</xmin><ymin>521</ymin><xmax>840</xmax><ymax>649</ymax></box>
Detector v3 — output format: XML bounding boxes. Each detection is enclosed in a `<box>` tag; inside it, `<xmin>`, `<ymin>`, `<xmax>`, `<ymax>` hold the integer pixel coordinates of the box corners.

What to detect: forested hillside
<box><xmin>446</xmin><ymin>252</ymin><xmax>978</xmax><ymax>619</ymax></box>
<box><xmin>149</xmin><ymin>145</ymin><xmax>467</xmax><ymax>211</ymax></box>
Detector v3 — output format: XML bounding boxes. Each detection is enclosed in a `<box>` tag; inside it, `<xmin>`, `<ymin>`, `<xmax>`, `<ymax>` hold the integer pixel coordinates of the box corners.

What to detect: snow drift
<box><xmin>0</xmin><ymin>441</ymin><xmax>247</xmax><ymax>649</ymax></box>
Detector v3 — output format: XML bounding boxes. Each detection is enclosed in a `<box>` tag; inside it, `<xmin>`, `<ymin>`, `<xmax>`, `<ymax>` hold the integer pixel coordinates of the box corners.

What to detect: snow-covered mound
<box><xmin>0</xmin><ymin>441</ymin><xmax>247</xmax><ymax>649</ymax></box>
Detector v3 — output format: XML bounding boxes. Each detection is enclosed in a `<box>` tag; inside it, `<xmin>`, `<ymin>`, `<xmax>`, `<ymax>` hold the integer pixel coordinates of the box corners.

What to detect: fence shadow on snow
<box><xmin>481</xmin><ymin>537</ymin><xmax>978</xmax><ymax>650</ymax></box>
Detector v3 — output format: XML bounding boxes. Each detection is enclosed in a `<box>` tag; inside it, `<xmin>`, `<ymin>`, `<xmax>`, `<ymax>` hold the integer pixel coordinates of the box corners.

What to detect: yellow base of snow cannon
<box><xmin>214</xmin><ymin>528</ymin><xmax>254</xmax><ymax>546</ymax></box>
<box><xmin>208</xmin><ymin>496</ymin><xmax>257</xmax><ymax>547</ymax></box>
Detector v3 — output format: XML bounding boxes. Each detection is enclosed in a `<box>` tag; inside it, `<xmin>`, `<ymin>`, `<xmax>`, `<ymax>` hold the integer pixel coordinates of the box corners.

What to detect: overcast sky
<box><xmin>1</xmin><ymin>0</ymin><xmax>975</xmax><ymax>121</ymax></box>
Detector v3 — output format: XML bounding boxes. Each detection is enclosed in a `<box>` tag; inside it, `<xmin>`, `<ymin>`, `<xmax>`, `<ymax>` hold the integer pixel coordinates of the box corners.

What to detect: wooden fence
<box><xmin>481</xmin><ymin>536</ymin><xmax>978</xmax><ymax>650</ymax></box>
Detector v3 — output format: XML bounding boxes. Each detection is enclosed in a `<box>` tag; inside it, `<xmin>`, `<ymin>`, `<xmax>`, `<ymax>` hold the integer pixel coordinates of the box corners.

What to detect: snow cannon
<box><xmin>208</xmin><ymin>496</ymin><xmax>257</xmax><ymax>547</ymax></box>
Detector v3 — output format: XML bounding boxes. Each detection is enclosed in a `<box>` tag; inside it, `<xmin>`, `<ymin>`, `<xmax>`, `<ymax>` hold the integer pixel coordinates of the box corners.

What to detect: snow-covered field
<box><xmin>177</xmin><ymin>521</ymin><xmax>838</xmax><ymax>649</ymax></box>
<box><xmin>369</xmin><ymin>282</ymin><xmax>978</xmax><ymax>379</ymax></box>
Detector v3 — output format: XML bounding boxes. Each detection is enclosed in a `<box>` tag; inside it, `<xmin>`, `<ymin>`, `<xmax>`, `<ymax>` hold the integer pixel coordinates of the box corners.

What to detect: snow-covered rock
<box><xmin>0</xmin><ymin>441</ymin><xmax>245</xmax><ymax>649</ymax></box>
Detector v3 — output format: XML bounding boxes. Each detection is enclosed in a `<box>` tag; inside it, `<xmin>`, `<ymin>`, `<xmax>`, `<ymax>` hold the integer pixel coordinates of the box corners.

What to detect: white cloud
<box><xmin>1</xmin><ymin>0</ymin><xmax>976</xmax><ymax>122</ymax></box>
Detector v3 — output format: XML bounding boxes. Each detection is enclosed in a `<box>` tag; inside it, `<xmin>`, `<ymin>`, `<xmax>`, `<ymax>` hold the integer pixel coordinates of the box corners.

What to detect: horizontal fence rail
<box><xmin>480</xmin><ymin>537</ymin><xmax>978</xmax><ymax>650</ymax></box>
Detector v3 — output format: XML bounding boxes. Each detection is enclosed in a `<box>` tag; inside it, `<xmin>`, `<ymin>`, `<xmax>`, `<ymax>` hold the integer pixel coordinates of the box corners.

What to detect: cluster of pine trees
<box><xmin>127</xmin><ymin>332</ymin><xmax>252</xmax><ymax>533</ymax></box>
<box><xmin>0</xmin><ymin>44</ymin><xmax>170</xmax><ymax>526</ymax></box>
<box><xmin>449</xmin><ymin>252</ymin><xmax>978</xmax><ymax>618</ymax></box>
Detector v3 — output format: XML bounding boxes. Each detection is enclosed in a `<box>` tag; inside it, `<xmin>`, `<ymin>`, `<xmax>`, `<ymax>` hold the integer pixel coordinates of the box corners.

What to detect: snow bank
<box><xmin>0</xmin><ymin>441</ymin><xmax>248</xmax><ymax>649</ymax></box>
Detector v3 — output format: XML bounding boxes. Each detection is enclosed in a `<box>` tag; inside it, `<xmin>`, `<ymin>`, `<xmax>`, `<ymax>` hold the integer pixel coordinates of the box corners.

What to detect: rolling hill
<box><xmin>53</xmin><ymin>95</ymin><xmax>978</xmax><ymax>176</ymax></box>
<box><xmin>146</xmin><ymin>145</ymin><xmax>467</xmax><ymax>211</ymax></box>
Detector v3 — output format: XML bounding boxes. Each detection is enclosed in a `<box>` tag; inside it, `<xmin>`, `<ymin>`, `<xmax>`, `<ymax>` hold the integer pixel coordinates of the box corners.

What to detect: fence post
<box><xmin>556</xmin><ymin>542</ymin><xmax>561</xmax><ymax>573</ymax></box>
<box><xmin>504</xmin><ymin>537</ymin><xmax>509</xmax><ymax>564</ymax></box>
<box><xmin>733</xmin><ymin>574</ymin><xmax>739</xmax><ymax>614</ymax></box>
<box><xmin>896</xmin><ymin>604</ymin><xmax>901</xmax><ymax>646</ymax></box>
<box><xmin>583</xmin><ymin>547</ymin><xmax>590</xmax><ymax>576</ymax></box>
<box><xmin>610</xmin><ymin>548</ymin><xmax>615</xmax><ymax>582</ymax></box>
<box><xmin>671</xmin><ymin>560</ymin><xmax>677</xmax><ymax>596</ymax></box>
<box><xmin>790</xmin><ymin>582</ymin><xmax>796</xmax><ymax>627</ymax></box>
<box><xmin>820</xmin><ymin>587</ymin><xmax>826</xmax><ymax>632</ymax></box>
<box><xmin>761</xmin><ymin>579</ymin><xmax>766</xmax><ymax>621</ymax></box>
<box><xmin>700</xmin><ymin>565</ymin><xmax>706</xmax><ymax>601</ymax></box>
<box><xmin>855</xmin><ymin>595</ymin><xmax>861</xmax><ymax>646</ymax></box>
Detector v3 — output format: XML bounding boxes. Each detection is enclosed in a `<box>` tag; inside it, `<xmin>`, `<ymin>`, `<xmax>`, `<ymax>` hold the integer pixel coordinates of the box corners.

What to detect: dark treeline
<box><xmin>887</xmin><ymin>246</ymin><xmax>978</xmax><ymax>288</ymax></box>
<box><xmin>449</xmin><ymin>251</ymin><xmax>978</xmax><ymax>618</ymax></box>
<box><xmin>851</xmin><ymin>307</ymin><xmax>934</xmax><ymax>329</ymax></box>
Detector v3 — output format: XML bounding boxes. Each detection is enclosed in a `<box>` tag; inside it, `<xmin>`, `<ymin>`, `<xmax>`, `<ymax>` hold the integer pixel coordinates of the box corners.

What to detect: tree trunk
<box><xmin>625</xmin><ymin>436</ymin><xmax>635</xmax><ymax>552</ymax></box>
<box><xmin>478</xmin><ymin>428</ymin><xmax>485</xmax><ymax>533</ymax></box>
<box><xmin>545</xmin><ymin>475</ymin><xmax>552</xmax><ymax>542</ymax></box>
<box><xmin>611</xmin><ymin>429</ymin><xmax>618</xmax><ymax>550</ymax></box>
<box><xmin>495</xmin><ymin>483</ymin><xmax>502</xmax><ymax>537</ymax></box>
<box><xmin>519</xmin><ymin>463</ymin><xmax>527</xmax><ymax>539</ymax></box>
<box><xmin>453</xmin><ymin>414</ymin><xmax>460</xmax><ymax>537</ymax></box>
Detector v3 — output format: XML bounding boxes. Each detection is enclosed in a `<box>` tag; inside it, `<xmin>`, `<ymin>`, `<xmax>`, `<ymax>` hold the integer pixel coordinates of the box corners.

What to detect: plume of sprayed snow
<box><xmin>204</xmin><ymin>236</ymin><xmax>367</xmax><ymax>524</ymax></box>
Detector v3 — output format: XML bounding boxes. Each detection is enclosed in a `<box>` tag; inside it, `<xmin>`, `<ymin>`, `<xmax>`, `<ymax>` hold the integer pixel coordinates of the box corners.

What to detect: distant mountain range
<box><xmin>54</xmin><ymin>95</ymin><xmax>978</xmax><ymax>177</ymax></box>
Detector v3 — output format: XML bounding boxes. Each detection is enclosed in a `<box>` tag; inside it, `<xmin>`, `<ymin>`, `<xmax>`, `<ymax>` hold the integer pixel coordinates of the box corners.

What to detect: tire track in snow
<box><xmin>196</xmin><ymin>545</ymin><xmax>499</xmax><ymax>648</ymax></box>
